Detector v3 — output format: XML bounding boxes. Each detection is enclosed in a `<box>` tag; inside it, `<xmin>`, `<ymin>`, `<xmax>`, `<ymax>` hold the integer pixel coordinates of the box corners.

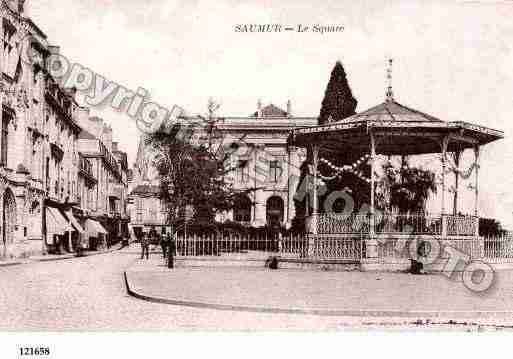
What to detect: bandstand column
<box><xmin>306</xmin><ymin>144</ymin><xmax>320</xmax><ymax>258</ymax></box>
<box><xmin>441</xmin><ymin>136</ymin><xmax>449</xmax><ymax>239</ymax></box>
<box><xmin>474</xmin><ymin>145</ymin><xmax>480</xmax><ymax>237</ymax></box>
<box><xmin>453</xmin><ymin>150</ymin><xmax>462</xmax><ymax>215</ymax></box>
<box><xmin>361</xmin><ymin>132</ymin><xmax>379</xmax><ymax>270</ymax></box>
<box><xmin>370</xmin><ymin>133</ymin><xmax>376</xmax><ymax>237</ymax></box>
<box><xmin>311</xmin><ymin>144</ymin><xmax>319</xmax><ymax>235</ymax></box>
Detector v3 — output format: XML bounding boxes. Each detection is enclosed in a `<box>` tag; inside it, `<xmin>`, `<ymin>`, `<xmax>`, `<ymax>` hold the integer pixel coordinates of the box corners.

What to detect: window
<box><xmin>234</xmin><ymin>195</ymin><xmax>252</xmax><ymax>222</ymax></box>
<box><xmin>1</xmin><ymin>114</ymin><xmax>9</xmax><ymax>166</ymax></box>
<box><xmin>237</xmin><ymin>160</ymin><xmax>249</xmax><ymax>183</ymax></box>
<box><xmin>269</xmin><ymin>160</ymin><xmax>282</xmax><ymax>183</ymax></box>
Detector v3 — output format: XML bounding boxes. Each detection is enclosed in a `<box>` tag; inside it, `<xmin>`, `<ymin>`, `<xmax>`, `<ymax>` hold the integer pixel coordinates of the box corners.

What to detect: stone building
<box><xmin>129</xmin><ymin>101</ymin><xmax>317</xmax><ymax>233</ymax></box>
<box><xmin>42</xmin><ymin>67</ymin><xmax>83</xmax><ymax>253</ymax></box>
<box><xmin>215</xmin><ymin>101</ymin><xmax>316</xmax><ymax>228</ymax></box>
<box><xmin>77</xmin><ymin>114</ymin><xmax>129</xmax><ymax>247</ymax></box>
<box><xmin>0</xmin><ymin>0</ymin><xmax>131</xmax><ymax>259</ymax></box>
<box><xmin>127</xmin><ymin>135</ymin><xmax>167</xmax><ymax>237</ymax></box>
<box><xmin>0</xmin><ymin>0</ymin><xmax>54</xmax><ymax>258</ymax></box>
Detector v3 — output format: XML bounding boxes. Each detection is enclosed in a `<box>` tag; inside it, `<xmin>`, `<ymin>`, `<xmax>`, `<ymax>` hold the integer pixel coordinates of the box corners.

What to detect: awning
<box><xmin>46</xmin><ymin>207</ymin><xmax>74</xmax><ymax>235</ymax></box>
<box><xmin>85</xmin><ymin>219</ymin><xmax>108</xmax><ymax>235</ymax></box>
<box><xmin>65</xmin><ymin>211</ymin><xmax>85</xmax><ymax>234</ymax></box>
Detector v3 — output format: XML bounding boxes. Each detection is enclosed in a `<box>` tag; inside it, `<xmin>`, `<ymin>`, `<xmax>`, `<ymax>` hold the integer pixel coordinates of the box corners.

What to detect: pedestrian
<box><xmin>141</xmin><ymin>232</ymin><xmax>150</xmax><ymax>260</ymax></box>
<box><xmin>167</xmin><ymin>232</ymin><xmax>176</xmax><ymax>269</ymax></box>
<box><xmin>160</xmin><ymin>233</ymin><xmax>169</xmax><ymax>258</ymax></box>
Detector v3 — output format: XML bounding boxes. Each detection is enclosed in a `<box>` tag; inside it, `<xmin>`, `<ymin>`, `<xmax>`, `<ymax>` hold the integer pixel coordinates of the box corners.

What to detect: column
<box><xmin>287</xmin><ymin>146</ymin><xmax>300</xmax><ymax>227</ymax></box>
<box><xmin>311</xmin><ymin>145</ymin><xmax>319</xmax><ymax>235</ymax></box>
<box><xmin>365</xmin><ymin>133</ymin><xmax>378</xmax><ymax>259</ymax></box>
<box><xmin>306</xmin><ymin>144</ymin><xmax>320</xmax><ymax>257</ymax></box>
<box><xmin>441</xmin><ymin>136</ymin><xmax>449</xmax><ymax>239</ymax></box>
<box><xmin>361</xmin><ymin>133</ymin><xmax>380</xmax><ymax>270</ymax></box>
<box><xmin>370</xmin><ymin>133</ymin><xmax>376</xmax><ymax>236</ymax></box>
<box><xmin>474</xmin><ymin>145</ymin><xmax>480</xmax><ymax>237</ymax></box>
<box><xmin>453</xmin><ymin>150</ymin><xmax>462</xmax><ymax>215</ymax></box>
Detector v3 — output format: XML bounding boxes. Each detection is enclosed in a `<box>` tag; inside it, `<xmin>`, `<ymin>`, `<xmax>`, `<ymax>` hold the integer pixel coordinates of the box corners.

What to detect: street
<box><xmin>1</xmin><ymin>249</ymin><xmax>511</xmax><ymax>331</ymax></box>
<box><xmin>0</xmin><ymin>249</ymin><xmax>356</xmax><ymax>330</ymax></box>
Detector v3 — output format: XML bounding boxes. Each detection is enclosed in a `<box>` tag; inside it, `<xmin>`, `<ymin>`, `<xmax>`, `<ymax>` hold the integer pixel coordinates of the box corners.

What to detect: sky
<box><xmin>27</xmin><ymin>0</ymin><xmax>513</xmax><ymax>227</ymax></box>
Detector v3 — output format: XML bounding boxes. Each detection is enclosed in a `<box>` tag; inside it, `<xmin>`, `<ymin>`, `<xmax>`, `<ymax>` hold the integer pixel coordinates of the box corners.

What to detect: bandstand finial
<box><xmin>386</xmin><ymin>58</ymin><xmax>394</xmax><ymax>102</ymax></box>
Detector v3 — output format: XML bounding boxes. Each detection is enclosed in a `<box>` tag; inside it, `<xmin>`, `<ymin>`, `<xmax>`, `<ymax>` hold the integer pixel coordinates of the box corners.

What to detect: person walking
<box><xmin>160</xmin><ymin>233</ymin><xmax>169</xmax><ymax>258</ymax></box>
<box><xmin>141</xmin><ymin>232</ymin><xmax>150</xmax><ymax>260</ymax></box>
<box><xmin>167</xmin><ymin>232</ymin><xmax>176</xmax><ymax>269</ymax></box>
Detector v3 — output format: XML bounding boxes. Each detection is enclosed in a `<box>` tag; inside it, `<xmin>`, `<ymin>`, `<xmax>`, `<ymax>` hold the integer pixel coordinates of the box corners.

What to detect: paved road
<box><xmin>0</xmin><ymin>249</ymin><xmax>510</xmax><ymax>331</ymax></box>
<box><xmin>0</xmin><ymin>249</ymin><xmax>364</xmax><ymax>330</ymax></box>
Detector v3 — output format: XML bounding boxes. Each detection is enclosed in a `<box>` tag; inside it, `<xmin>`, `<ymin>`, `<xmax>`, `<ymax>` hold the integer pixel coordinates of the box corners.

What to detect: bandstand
<box><xmin>289</xmin><ymin>82</ymin><xmax>503</xmax><ymax>271</ymax></box>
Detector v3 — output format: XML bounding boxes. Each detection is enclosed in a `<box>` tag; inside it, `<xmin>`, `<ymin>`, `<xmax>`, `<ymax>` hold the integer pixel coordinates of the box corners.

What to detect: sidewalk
<box><xmin>0</xmin><ymin>244</ymin><xmax>123</xmax><ymax>267</ymax></box>
<box><xmin>125</xmin><ymin>257</ymin><xmax>513</xmax><ymax>324</ymax></box>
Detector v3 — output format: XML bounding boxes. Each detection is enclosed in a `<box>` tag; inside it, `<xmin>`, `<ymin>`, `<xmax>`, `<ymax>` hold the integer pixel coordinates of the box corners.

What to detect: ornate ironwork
<box><xmin>446</xmin><ymin>215</ymin><xmax>477</xmax><ymax>236</ymax></box>
<box><xmin>316</xmin><ymin>214</ymin><xmax>369</xmax><ymax>234</ymax></box>
<box><xmin>310</xmin><ymin>236</ymin><xmax>362</xmax><ymax>260</ymax></box>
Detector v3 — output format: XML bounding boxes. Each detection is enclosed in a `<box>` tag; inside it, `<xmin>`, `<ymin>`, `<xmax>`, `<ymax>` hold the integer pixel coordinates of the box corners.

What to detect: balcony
<box><xmin>79</xmin><ymin>156</ymin><xmax>96</xmax><ymax>185</ymax></box>
<box><xmin>44</xmin><ymin>77</ymin><xmax>80</xmax><ymax>133</ymax></box>
<box><xmin>50</xmin><ymin>141</ymin><xmax>64</xmax><ymax>161</ymax></box>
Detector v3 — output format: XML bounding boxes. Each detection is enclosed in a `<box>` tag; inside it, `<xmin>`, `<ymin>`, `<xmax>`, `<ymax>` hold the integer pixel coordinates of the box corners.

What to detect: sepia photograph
<box><xmin>0</xmin><ymin>0</ymin><xmax>512</xmax><ymax>357</ymax></box>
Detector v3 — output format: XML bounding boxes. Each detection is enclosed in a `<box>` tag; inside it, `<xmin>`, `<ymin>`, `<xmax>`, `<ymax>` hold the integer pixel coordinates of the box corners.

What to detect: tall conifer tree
<box><xmin>319</xmin><ymin>61</ymin><xmax>357</xmax><ymax>124</ymax></box>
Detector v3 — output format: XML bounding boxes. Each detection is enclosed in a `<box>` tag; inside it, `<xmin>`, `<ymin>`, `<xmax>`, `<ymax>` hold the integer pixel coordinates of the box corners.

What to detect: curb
<box><xmin>123</xmin><ymin>270</ymin><xmax>513</xmax><ymax>319</ymax></box>
<box><xmin>0</xmin><ymin>247</ymin><xmax>122</xmax><ymax>267</ymax></box>
<box><xmin>34</xmin><ymin>247</ymin><xmax>122</xmax><ymax>262</ymax></box>
<box><xmin>0</xmin><ymin>261</ymin><xmax>24</xmax><ymax>268</ymax></box>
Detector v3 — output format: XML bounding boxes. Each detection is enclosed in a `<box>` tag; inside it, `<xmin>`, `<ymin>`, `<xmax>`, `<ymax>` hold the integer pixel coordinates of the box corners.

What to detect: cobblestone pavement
<box><xmin>1</xmin><ymin>248</ymin><xmax>512</xmax><ymax>331</ymax></box>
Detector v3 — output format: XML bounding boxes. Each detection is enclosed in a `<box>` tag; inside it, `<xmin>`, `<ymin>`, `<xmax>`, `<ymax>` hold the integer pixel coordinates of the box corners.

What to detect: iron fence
<box><xmin>171</xmin><ymin>232</ymin><xmax>513</xmax><ymax>263</ymax></box>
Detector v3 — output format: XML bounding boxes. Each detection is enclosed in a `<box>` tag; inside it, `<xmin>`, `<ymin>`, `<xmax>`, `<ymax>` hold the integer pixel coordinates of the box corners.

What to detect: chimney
<box><xmin>76</xmin><ymin>107</ymin><xmax>90</xmax><ymax>129</ymax></box>
<box><xmin>88</xmin><ymin>117</ymin><xmax>104</xmax><ymax>139</ymax></box>
<box><xmin>257</xmin><ymin>99</ymin><xmax>262</xmax><ymax>117</ymax></box>
<box><xmin>286</xmin><ymin>100</ymin><xmax>292</xmax><ymax>117</ymax></box>
<box><xmin>112</xmin><ymin>142</ymin><xmax>119</xmax><ymax>152</ymax></box>
<box><xmin>103</xmin><ymin>124</ymin><xmax>113</xmax><ymax>151</ymax></box>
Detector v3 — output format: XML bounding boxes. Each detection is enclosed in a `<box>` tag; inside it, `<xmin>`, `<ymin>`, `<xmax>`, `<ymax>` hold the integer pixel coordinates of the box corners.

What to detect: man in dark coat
<box><xmin>167</xmin><ymin>232</ymin><xmax>176</xmax><ymax>269</ymax></box>
<box><xmin>160</xmin><ymin>233</ymin><xmax>169</xmax><ymax>258</ymax></box>
<box><xmin>141</xmin><ymin>232</ymin><xmax>150</xmax><ymax>260</ymax></box>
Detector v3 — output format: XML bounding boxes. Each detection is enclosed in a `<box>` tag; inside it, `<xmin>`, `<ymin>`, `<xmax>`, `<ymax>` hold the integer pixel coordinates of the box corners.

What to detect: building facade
<box><xmin>215</xmin><ymin>102</ymin><xmax>316</xmax><ymax>228</ymax></box>
<box><xmin>127</xmin><ymin>137</ymin><xmax>167</xmax><ymax>237</ymax></box>
<box><xmin>0</xmin><ymin>0</ymin><xmax>130</xmax><ymax>259</ymax></box>
<box><xmin>0</xmin><ymin>0</ymin><xmax>53</xmax><ymax>258</ymax></box>
<box><xmin>77</xmin><ymin>114</ymin><xmax>129</xmax><ymax>247</ymax></box>
<box><xmin>129</xmin><ymin>101</ymin><xmax>317</xmax><ymax>233</ymax></box>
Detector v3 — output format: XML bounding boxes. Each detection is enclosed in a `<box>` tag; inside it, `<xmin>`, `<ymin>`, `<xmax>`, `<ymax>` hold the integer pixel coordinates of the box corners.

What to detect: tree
<box><xmin>318</xmin><ymin>61</ymin><xmax>358</xmax><ymax>125</ymax></box>
<box><xmin>479</xmin><ymin>218</ymin><xmax>506</xmax><ymax>237</ymax></box>
<box><xmin>147</xmin><ymin>114</ymin><xmax>235</xmax><ymax>228</ymax></box>
<box><xmin>378</xmin><ymin>159</ymin><xmax>437</xmax><ymax>215</ymax></box>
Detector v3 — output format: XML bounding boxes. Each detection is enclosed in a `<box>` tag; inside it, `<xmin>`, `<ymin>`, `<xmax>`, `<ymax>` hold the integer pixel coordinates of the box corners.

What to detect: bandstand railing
<box><xmin>308</xmin><ymin>213</ymin><xmax>478</xmax><ymax>237</ymax></box>
<box><xmin>314</xmin><ymin>214</ymin><xmax>369</xmax><ymax>234</ymax></box>
<box><xmin>375</xmin><ymin>214</ymin><xmax>442</xmax><ymax>235</ymax></box>
<box><xmin>446</xmin><ymin>215</ymin><xmax>478</xmax><ymax>236</ymax></box>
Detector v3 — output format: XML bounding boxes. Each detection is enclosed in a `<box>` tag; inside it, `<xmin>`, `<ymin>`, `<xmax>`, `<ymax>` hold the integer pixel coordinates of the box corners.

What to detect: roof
<box><xmin>130</xmin><ymin>185</ymin><xmax>160</xmax><ymax>196</ymax></box>
<box><xmin>252</xmin><ymin>104</ymin><xmax>288</xmax><ymax>117</ymax></box>
<box><xmin>290</xmin><ymin>98</ymin><xmax>504</xmax><ymax>156</ymax></box>
<box><xmin>339</xmin><ymin>100</ymin><xmax>444</xmax><ymax>124</ymax></box>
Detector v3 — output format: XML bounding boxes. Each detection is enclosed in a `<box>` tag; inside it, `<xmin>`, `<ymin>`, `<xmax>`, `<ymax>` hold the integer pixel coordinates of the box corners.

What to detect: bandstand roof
<box><xmin>290</xmin><ymin>99</ymin><xmax>503</xmax><ymax>156</ymax></box>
